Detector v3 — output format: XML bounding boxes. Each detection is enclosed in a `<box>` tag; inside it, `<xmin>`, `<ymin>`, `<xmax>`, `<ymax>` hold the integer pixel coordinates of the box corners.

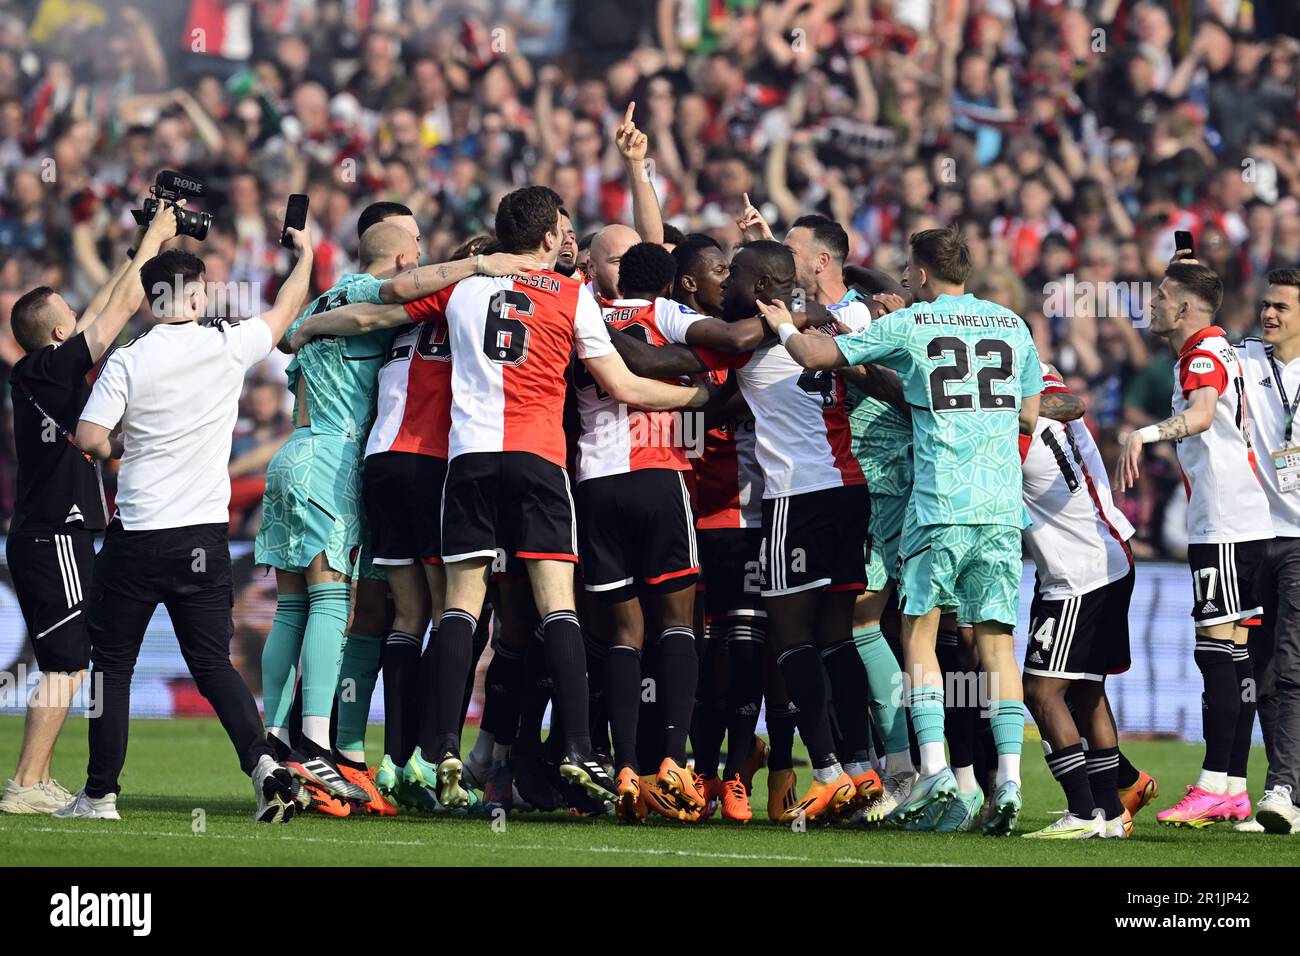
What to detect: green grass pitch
<box><xmin>1</xmin><ymin>716</ymin><xmax>1296</xmax><ymax>867</ymax></box>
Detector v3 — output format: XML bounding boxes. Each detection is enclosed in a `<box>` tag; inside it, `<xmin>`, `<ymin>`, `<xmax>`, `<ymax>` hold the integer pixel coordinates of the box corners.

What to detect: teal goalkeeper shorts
<box><xmin>255</xmin><ymin>429</ymin><xmax>363</xmax><ymax>576</ymax></box>
<box><xmin>865</xmin><ymin>491</ymin><xmax>907</xmax><ymax>591</ymax></box>
<box><xmin>897</xmin><ymin>515</ymin><xmax>1022</xmax><ymax>628</ymax></box>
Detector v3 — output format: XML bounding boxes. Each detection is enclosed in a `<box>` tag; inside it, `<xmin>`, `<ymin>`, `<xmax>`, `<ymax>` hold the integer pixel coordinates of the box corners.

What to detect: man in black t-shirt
<box><xmin>0</xmin><ymin>209</ymin><xmax>176</xmax><ymax>817</ymax></box>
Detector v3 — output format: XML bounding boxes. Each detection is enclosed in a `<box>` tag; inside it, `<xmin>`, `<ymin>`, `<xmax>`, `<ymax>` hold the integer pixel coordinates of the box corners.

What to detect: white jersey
<box><xmin>1171</xmin><ymin>326</ymin><xmax>1273</xmax><ymax>544</ymax></box>
<box><xmin>718</xmin><ymin>300</ymin><xmax>873</xmax><ymax>498</ymax></box>
<box><xmin>1235</xmin><ymin>337</ymin><xmax>1300</xmax><ymax>537</ymax></box>
<box><xmin>80</xmin><ymin>317</ymin><xmax>274</xmax><ymax>530</ymax></box>
<box><xmin>574</xmin><ymin>297</ymin><xmax>702</xmax><ymax>482</ymax></box>
<box><xmin>1020</xmin><ymin>370</ymin><xmax>1134</xmax><ymax>599</ymax></box>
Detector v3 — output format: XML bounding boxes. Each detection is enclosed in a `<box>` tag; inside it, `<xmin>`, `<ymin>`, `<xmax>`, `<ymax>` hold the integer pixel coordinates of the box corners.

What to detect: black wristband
<box><xmin>126</xmin><ymin>246</ymin><xmax>137</xmax><ymax>260</ymax></box>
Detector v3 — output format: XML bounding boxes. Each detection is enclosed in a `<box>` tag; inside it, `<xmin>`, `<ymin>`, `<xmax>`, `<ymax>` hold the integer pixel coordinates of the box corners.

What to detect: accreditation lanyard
<box><xmin>1267</xmin><ymin>352</ymin><xmax>1300</xmax><ymax>491</ymax></box>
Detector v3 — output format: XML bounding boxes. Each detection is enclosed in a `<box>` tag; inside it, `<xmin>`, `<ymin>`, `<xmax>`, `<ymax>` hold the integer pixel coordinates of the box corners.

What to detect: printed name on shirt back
<box><xmin>914</xmin><ymin>313</ymin><xmax>1020</xmax><ymax>329</ymax></box>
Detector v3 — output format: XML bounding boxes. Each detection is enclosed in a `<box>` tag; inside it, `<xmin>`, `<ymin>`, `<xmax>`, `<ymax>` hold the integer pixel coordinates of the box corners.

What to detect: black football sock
<box><xmin>542</xmin><ymin>610</ymin><xmax>592</xmax><ymax>754</ymax></box>
<box><xmin>1195</xmin><ymin>636</ymin><xmax>1239</xmax><ymax>773</ymax></box>
<box><xmin>585</xmin><ymin>633</ymin><xmax>610</xmax><ymax>758</ymax></box>
<box><xmin>1229</xmin><ymin>645</ymin><xmax>1256</xmax><ymax>781</ymax></box>
<box><xmin>936</xmin><ymin>640</ymin><xmax>974</xmax><ymax>770</ymax></box>
<box><xmin>516</xmin><ymin>626</ymin><xmax>549</xmax><ymax>753</ymax></box>
<box><xmin>381</xmin><ymin>629</ymin><xmax>422</xmax><ymax>764</ymax></box>
<box><xmin>266</xmin><ymin>731</ymin><xmax>291</xmax><ymax>762</ymax></box>
<box><xmin>458</xmin><ymin>611</ymin><xmax>492</xmax><ymax>733</ymax></box>
<box><xmin>481</xmin><ymin>639</ymin><xmax>528</xmax><ymax>746</ymax></box>
<box><xmin>722</xmin><ymin>622</ymin><xmax>763</xmax><ymax>778</ymax></box>
<box><xmin>605</xmin><ymin>645</ymin><xmax>642</xmax><ymax>772</ymax></box>
<box><xmin>689</xmin><ymin>628</ymin><xmax>726</xmax><ymax>777</ymax></box>
<box><xmin>1116</xmin><ymin>748</ymin><xmax>1140</xmax><ymax>790</ymax></box>
<box><xmin>1045</xmin><ymin>741</ymin><xmax>1097</xmax><ymax>818</ymax></box>
<box><xmin>767</xmin><ymin>700</ymin><xmax>797</xmax><ymax>772</ymax></box>
<box><xmin>421</xmin><ymin>609</ymin><xmax>476</xmax><ymax>757</ymax></box>
<box><xmin>657</xmin><ymin>626</ymin><xmax>698</xmax><ymax>765</ymax></box>
<box><xmin>822</xmin><ymin>641</ymin><xmax>874</xmax><ymax>766</ymax></box>
<box><xmin>1085</xmin><ymin>745</ymin><xmax>1126</xmax><ymax>818</ymax></box>
<box><xmin>776</xmin><ymin>643</ymin><xmax>838</xmax><ymax>770</ymax></box>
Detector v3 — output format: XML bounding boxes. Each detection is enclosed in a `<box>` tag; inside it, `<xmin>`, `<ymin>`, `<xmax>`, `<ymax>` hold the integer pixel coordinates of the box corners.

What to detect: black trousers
<box><xmin>84</xmin><ymin>521</ymin><xmax>271</xmax><ymax>798</ymax></box>
<box><xmin>1254</xmin><ymin>535</ymin><xmax>1300</xmax><ymax>803</ymax></box>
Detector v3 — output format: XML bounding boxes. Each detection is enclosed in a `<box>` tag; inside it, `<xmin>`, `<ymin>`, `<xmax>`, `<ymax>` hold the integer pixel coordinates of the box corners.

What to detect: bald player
<box><xmin>256</xmin><ymin>220</ymin><xmax>425</xmax><ymax>814</ymax></box>
<box><xmin>588</xmin><ymin>224</ymin><xmax>642</xmax><ymax>303</ymax></box>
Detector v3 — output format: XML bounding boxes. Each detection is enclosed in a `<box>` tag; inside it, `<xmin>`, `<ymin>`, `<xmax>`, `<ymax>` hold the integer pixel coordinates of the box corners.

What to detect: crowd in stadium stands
<box><xmin>1</xmin><ymin>0</ymin><xmax>1298</xmax><ymax>557</ymax></box>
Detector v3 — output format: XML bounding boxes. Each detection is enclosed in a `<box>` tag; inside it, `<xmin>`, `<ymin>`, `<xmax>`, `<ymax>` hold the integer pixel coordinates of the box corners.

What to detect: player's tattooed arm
<box><xmin>609</xmin><ymin>326</ymin><xmax>706</xmax><ymax>377</ymax></box>
<box><xmin>288</xmin><ymin>302</ymin><xmax>409</xmax><ymax>351</ymax></box>
<box><xmin>1039</xmin><ymin>362</ymin><xmax>1086</xmax><ymax>422</ymax></box>
<box><xmin>1112</xmin><ymin>387</ymin><xmax>1216</xmax><ymax>492</ymax></box>
<box><xmin>378</xmin><ymin>253</ymin><xmax>541</xmax><ymax>304</ymax></box>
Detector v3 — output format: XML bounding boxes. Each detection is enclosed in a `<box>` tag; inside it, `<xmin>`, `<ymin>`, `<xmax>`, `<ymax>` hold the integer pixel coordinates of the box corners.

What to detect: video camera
<box><xmin>131</xmin><ymin>170</ymin><xmax>212</xmax><ymax>240</ymax></box>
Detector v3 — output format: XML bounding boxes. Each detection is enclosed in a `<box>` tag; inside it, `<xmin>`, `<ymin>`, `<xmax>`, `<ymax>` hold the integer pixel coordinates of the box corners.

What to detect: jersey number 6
<box><xmin>484</xmin><ymin>289</ymin><xmax>534</xmax><ymax>367</ymax></box>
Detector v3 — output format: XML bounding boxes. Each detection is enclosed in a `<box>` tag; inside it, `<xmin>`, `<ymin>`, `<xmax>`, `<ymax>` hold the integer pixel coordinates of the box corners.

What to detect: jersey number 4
<box><xmin>926</xmin><ymin>337</ymin><xmax>1015</xmax><ymax>412</ymax></box>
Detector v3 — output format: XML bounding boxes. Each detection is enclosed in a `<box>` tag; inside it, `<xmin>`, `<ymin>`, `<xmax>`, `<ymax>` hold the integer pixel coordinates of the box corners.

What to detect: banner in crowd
<box><xmin>0</xmin><ymin>538</ymin><xmax>1251</xmax><ymax>742</ymax></box>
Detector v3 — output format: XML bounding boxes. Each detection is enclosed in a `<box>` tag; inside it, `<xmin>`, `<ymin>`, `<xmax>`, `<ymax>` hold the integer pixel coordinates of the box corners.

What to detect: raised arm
<box><xmin>582</xmin><ymin>350</ymin><xmax>708</xmax><ymax>412</ymax></box>
<box><xmin>378</xmin><ymin>252</ymin><xmax>540</xmax><ymax>304</ymax></box>
<box><xmin>615</xmin><ymin>102</ymin><xmax>665</xmax><ymax>245</ymax></box>
<box><xmin>82</xmin><ymin>203</ymin><xmax>180</xmax><ymax>361</ymax></box>
<box><xmin>259</xmin><ymin>226</ymin><xmax>316</xmax><ymax>345</ymax></box>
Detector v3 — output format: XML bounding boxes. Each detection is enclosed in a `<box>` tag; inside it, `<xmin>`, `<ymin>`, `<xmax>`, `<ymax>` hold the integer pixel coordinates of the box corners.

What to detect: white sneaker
<box><xmin>41</xmin><ymin>778</ymin><xmax>74</xmax><ymax>805</ymax></box>
<box><xmin>855</xmin><ymin>769</ymin><xmax>916</xmax><ymax>826</ymax></box>
<box><xmin>1234</xmin><ymin>818</ymin><xmax>1266</xmax><ymax>833</ymax></box>
<box><xmin>252</xmin><ymin>754</ymin><xmax>296</xmax><ymax>824</ymax></box>
<box><xmin>1022</xmin><ymin>810</ymin><xmax>1104</xmax><ymax>839</ymax></box>
<box><xmin>51</xmin><ymin>789</ymin><xmax>120</xmax><ymax>820</ymax></box>
<box><xmin>1101</xmin><ymin>809</ymin><xmax>1133</xmax><ymax>838</ymax></box>
<box><xmin>1256</xmin><ymin>786</ymin><xmax>1300</xmax><ymax>835</ymax></box>
<box><xmin>0</xmin><ymin>779</ymin><xmax>64</xmax><ymax>814</ymax></box>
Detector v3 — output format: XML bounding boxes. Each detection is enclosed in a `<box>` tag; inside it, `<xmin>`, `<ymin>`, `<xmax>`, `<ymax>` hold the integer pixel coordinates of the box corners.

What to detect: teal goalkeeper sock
<box><xmin>336</xmin><ymin>631</ymin><xmax>383</xmax><ymax>758</ymax></box>
<box><xmin>909</xmin><ymin>685</ymin><xmax>947</xmax><ymax>776</ymax></box>
<box><xmin>261</xmin><ymin>594</ymin><xmax>308</xmax><ymax>735</ymax></box>
<box><xmin>853</xmin><ymin>625</ymin><xmax>908</xmax><ymax>755</ymax></box>
<box><xmin>989</xmin><ymin>698</ymin><xmax>1025</xmax><ymax>785</ymax></box>
<box><xmin>301</xmin><ymin>582</ymin><xmax>351</xmax><ymax>748</ymax></box>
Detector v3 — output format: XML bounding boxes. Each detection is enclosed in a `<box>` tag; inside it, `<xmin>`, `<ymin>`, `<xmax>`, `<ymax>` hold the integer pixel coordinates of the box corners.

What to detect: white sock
<box><xmin>885</xmin><ymin>750</ymin><xmax>915</xmax><ymax>777</ymax></box>
<box><xmin>919</xmin><ymin>741</ymin><xmax>947</xmax><ymax>777</ymax></box>
<box><xmin>954</xmin><ymin>764</ymin><xmax>978</xmax><ymax>794</ymax></box>
<box><xmin>339</xmin><ymin>748</ymin><xmax>365</xmax><ymax>763</ymax></box>
<box><xmin>492</xmin><ymin>742</ymin><xmax>512</xmax><ymax>763</ymax></box>
<box><xmin>1196</xmin><ymin>769</ymin><xmax>1228</xmax><ymax>793</ymax></box>
<box><xmin>813</xmin><ymin>762</ymin><xmax>844</xmax><ymax>784</ymax></box>
<box><xmin>996</xmin><ymin>753</ymin><xmax>1021</xmax><ymax>787</ymax></box>
<box><xmin>469</xmin><ymin>729</ymin><xmax>495</xmax><ymax>766</ymax></box>
<box><xmin>302</xmin><ymin>715</ymin><xmax>331</xmax><ymax>751</ymax></box>
<box><xmin>844</xmin><ymin>760</ymin><xmax>872</xmax><ymax>779</ymax></box>
<box><xmin>1227</xmin><ymin>775</ymin><xmax>1248</xmax><ymax>795</ymax></box>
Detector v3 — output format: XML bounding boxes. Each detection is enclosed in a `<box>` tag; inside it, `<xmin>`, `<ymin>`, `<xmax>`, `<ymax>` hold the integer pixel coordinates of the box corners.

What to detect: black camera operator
<box><xmin>54</xmin><ymin>185</ymin><xmax>316</xmax><ymax>825</ymax></box>
<box><xmin>0</xmin><ymin>199</ymin><xmax>179</xmax><ymax>818</ymax></box>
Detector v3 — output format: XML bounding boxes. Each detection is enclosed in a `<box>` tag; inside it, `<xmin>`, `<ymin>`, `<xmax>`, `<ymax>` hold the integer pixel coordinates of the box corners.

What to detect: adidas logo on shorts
<box><xmin>1200</xmin><ymin>602</ymin><xmax>1218</xmax><ymax>615</ymax></box>
<box><xmin>1028</xmin><ymin>651</ymin><xmax>1044</xmax><ymax>665</ymax></box>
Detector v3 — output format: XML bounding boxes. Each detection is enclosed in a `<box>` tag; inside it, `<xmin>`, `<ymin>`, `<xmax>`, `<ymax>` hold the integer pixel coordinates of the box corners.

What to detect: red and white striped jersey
<box><xmin>574</xmin><ymin>297</ymin><xmax>702</xmax><ymax>483</ymax></box>
<box><xmin>1020</xmin><ymin>367</ymin><xmax>1134</xmax><ymax>600</ymax></box>
<box><xmin>711</xmin><ymin>301</ymin><xmax>871</xmax><ymax>498</ymax></box>
<box><xmin>413</xmin><ymin>271</ymin><xmax>615</xmax><ymax>468</ymax></box>
<box><xmin>1171</xmin><ymin>326</ymin><xmax>1273</xmax><ymax>544</ymax></box>
<box><xmin>364</xmin><ymin>310</ymin><xmax>452</xmax><ymax>460</ymax></box>
<box><xmin>695</xmin><ymin>410</ymin><xmax>763</xmax><ymax>529</ymax></box>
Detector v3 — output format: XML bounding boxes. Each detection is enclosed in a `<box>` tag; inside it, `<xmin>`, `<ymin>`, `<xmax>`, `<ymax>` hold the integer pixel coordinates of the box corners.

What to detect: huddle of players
<box><xmin>254</xmin><ymin>118</ymin><xmax>1267</xmax><ymax>837</ymax></box>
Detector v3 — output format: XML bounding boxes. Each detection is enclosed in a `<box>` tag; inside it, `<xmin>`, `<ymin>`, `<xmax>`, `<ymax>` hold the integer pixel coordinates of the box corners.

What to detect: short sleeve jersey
<box><xmin>835</xmin><ymin>292</ymin><xmax>1044</xmax><ymax>528</ymax></box>
<box><xmin>286</xmin><ymin>273</ymin><xmax>392</xmax><ymax>442</ymax></box>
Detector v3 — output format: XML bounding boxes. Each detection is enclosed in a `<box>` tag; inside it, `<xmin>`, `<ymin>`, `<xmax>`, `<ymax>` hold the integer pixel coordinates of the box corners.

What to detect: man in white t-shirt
<box><xmin>57</xmin><ymin>228</ymin><xmax>316</xmax><ymax>825</ymax></box>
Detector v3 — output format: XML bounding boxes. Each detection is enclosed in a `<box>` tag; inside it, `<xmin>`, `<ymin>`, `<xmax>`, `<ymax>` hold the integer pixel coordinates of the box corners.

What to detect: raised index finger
<box><xmin>623</xmin><ymin>101</ymin><xmax>636</xmax><ymax>126</ymax></box>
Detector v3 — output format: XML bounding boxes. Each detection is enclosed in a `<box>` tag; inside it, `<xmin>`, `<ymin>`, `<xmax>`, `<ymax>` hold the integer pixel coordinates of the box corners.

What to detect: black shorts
<box><xmin>759</xmin><ymin>484</ymin><xmax>870</xmax><ymax>598</ymax></box>
<box><xmin>1187</xmin><ymin>540</ymin><xmax>1267</xmax><ymax>627</ymax></box>
<box><xmin>1023</xmin><ymin>568</ymin><xmax>1134</xmax><ymax>682</ymax></box>
<box><xmin>364</xmin><ymin>451</ymin><xmax>446</xmax><ymax>566</ymax></box>
<box><xmin>442</xmin><ymin>451</ymin><xmax>577</xmax><ymax>565</ymax></box>
<box><xmin>577</xmin><ymin>468</ymin><xmax>699</xmax><ymax>602</ymax></box>
<box><xmin>698</xmin><ymin>527</ymin><xmax>764</xmax><ymax>621</ymax></box>
<box><xmin>6</xmin><ymin>529</ymin><xmax>94</xmax><ymax>672</ymax></box>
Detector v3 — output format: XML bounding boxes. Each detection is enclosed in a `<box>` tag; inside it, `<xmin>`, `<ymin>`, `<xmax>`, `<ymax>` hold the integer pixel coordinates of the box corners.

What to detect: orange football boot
<box><xmin>740</xmin><ymin>735</ymin><xmax>768</xmax><ymax>794</ymax></box>
<box><xmin>639</xmin><ymin>774</ymin><xmax>690</xmax><ymax>822</ymax></box>
<box><xmin>849</xmin><ymin>769</ymin><xmax>884</xmax><ymax>814</ymax></box>
<box><xmin>658</xmin><ymin>757</ymin><xmax>706</xmax><ymax>812</ymax></box>
<box><xmin>696</xmin><ymin>773</ymin><xmax>724</xmax><ymax>820</ymax></box>
<box><xmin>720</xmin><ymin>774</ymin><xmax>753</xmax><ymax>823</ymax></box>
<box><xmin>339</xmin><ymin>764</ymin><xmax>397</xmax><ymax>816</ymax></box>
<box><xmin>1119</xmin><ymin>769</ymin><xmax>1159</xmax><ymax>819</ymax></box>
<box><xmin>767</xmin><ymin>767</ymin><xmax>798</xmax><ymax>822</ymax></box>
<box><xmin>297</xmin><ymin>780</ymin><xmax>350</xmax><ymax>817</ymax></box>
<box><xmin>615</xmin><ymin>767</ymin><xmax>646</xmax><ymax>824</ymax></box>
<box><xmin>780</xmin><ymin>771</ymin><xmax>856</xmax><ymax>825</ymax></box>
